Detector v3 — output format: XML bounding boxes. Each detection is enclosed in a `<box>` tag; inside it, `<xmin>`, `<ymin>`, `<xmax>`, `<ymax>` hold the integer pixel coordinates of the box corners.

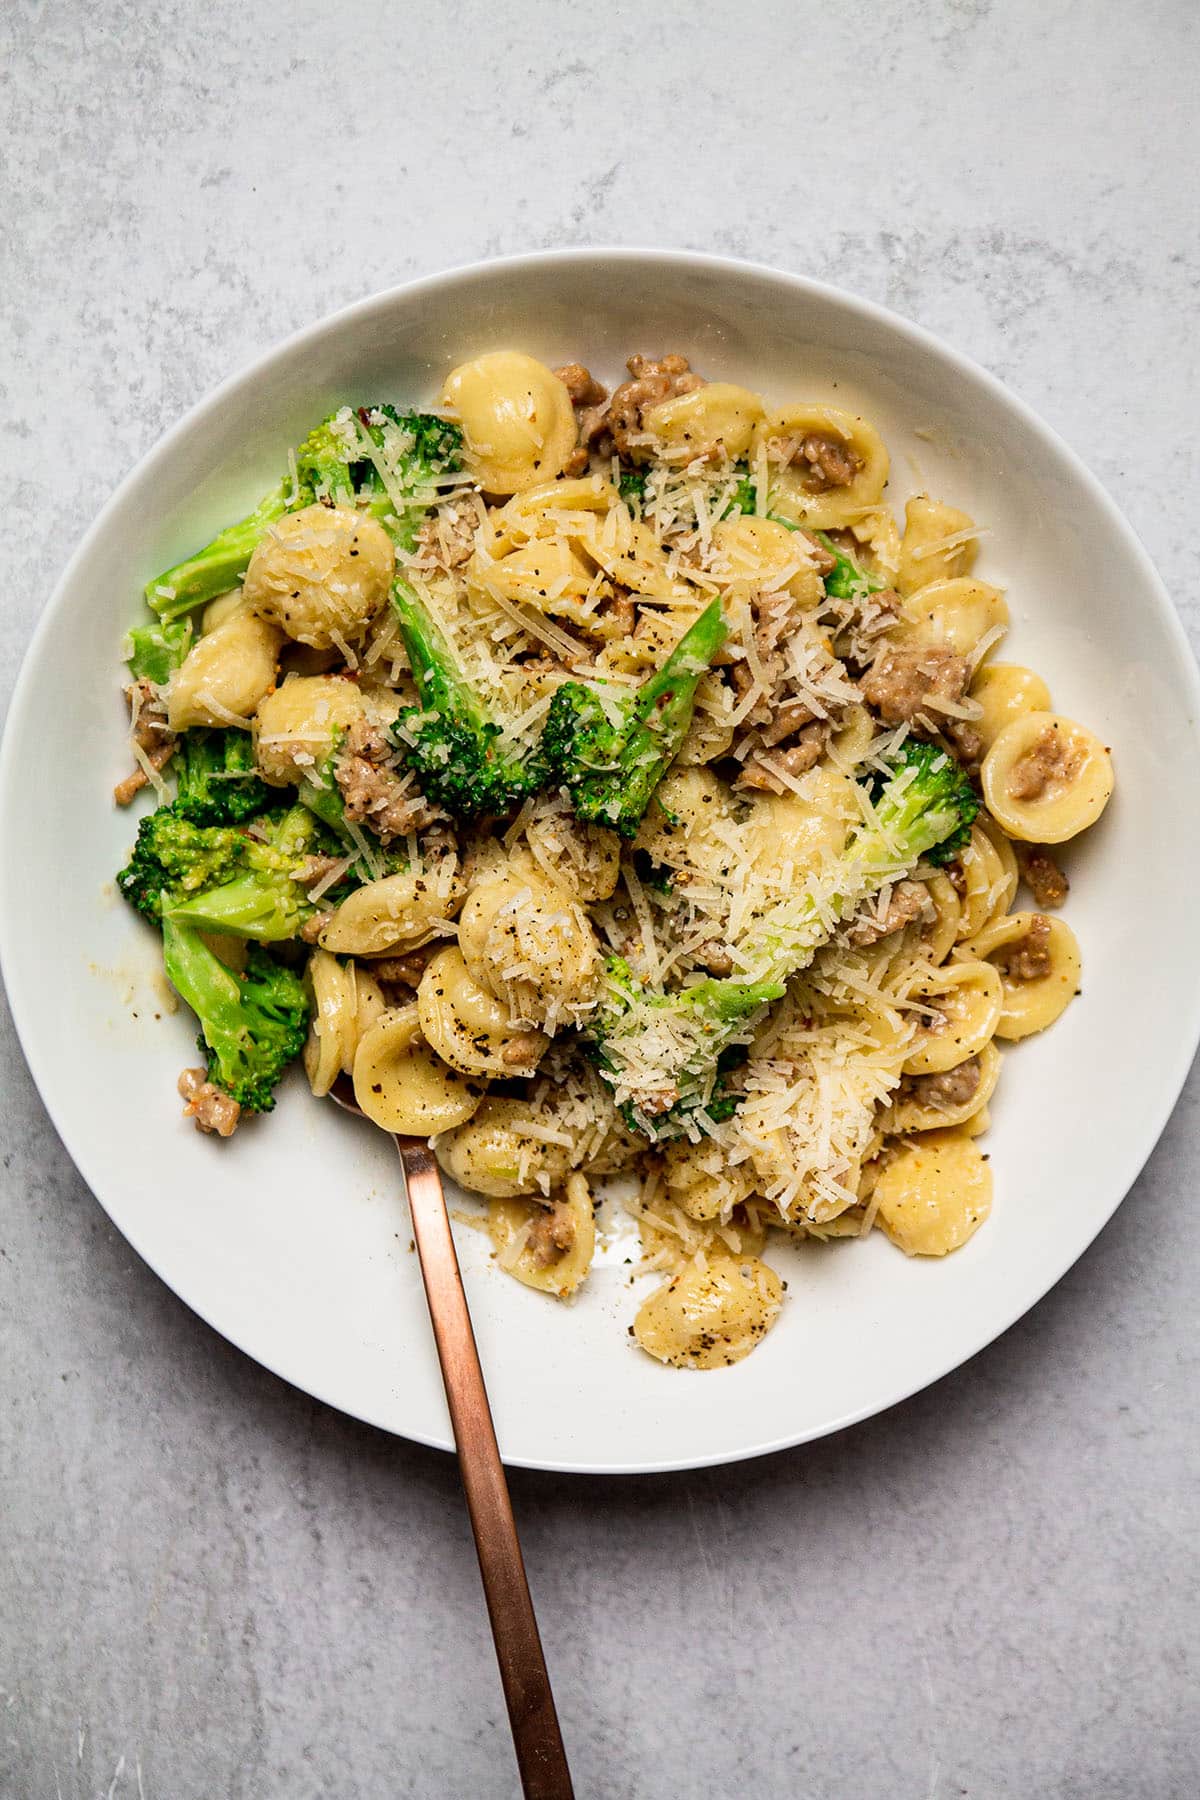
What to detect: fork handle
<box><xmin>395</xmin><ymin>1136</ymin><xmax>575</xmax><ymax>1800</ymax></box>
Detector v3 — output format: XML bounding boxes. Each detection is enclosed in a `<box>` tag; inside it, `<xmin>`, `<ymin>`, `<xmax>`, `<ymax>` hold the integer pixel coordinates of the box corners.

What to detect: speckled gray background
<box><xmin>2</xmin><ymin>2</ymin><xmax>1198</xmax><ymax>1796</ymax></box>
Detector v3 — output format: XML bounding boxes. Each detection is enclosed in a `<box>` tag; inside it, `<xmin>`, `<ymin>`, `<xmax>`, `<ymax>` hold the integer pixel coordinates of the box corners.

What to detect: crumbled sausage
<box><xmin>860</xmin><ymin>645</ymin><xmax>970</xmax><ymax>732</ymax></box>
<box><xmin>178</xmin><ymin>1067</ymin><xmax>240</xmax><ymax>1137</ymax></box>
<box><xmin>846</xmin><ymin>879</ymin><xmax>933</xmax><ymax>946</ymax></box>
<box><xmin>604</xmin><ymin>353</ymin><xmax>705</xmax><ymax>461</ymax></box>
<box><xmin>760</xmin><ymin>698</ymin><xmax>819</xmax><ymax>748</ymax></box>
<box><xmin>369</xmin><ymin>945</ymin><xmax>440</xmax><ymax>990</ymax></box>
<box><xmin>295</xmin><ymin>854</ymin><xmax>347</xmax><ymax>889</ymax></box>
<box><xmin>735</xmin><ymin>725</ymin><xmax>827</xmax><ymax>792</ymax></box>
<box><xmin>555</xmin><ymin>363</ymin><xmax>608</xmax><ymax>409</ymax></box>
<box><xmin>501</xmin><ymin>1032</ymin><xmax>546</xmax><ymax>1069</ymax></box>
<box><xmin>300</xmin><ymin>911</ymin><xmax>333</xmax><ymax>945</ymax></box>
<box><xmin>1017</xmin><ymin>844</ymin><xmax>1069</xmax><ymax>909</ymax></box>
<box><xmin>1007</xmin><ymin>726</ymin><xmax>1079</xmax><ymax>801</ymax></box>
<box><xmin>769</xmin><ymin>432</ymin><xmax>862</xmax><ymax>493</ymax></box>
<box><xmin>334</xmin><ymin>718</ymin><xmax>442</xmax><ymax>840</ymax></box>
<box><xmin>1001</xmin><ymin>913</ymin><xmax>1053</xmax><ymax>982</ymax></box>
<box><xmin>414</xmin><ymin>499</ymin><xmax>477</xmax><ymax>572</ymax></box>
<box><xmin>527</xmin><ymin>1198</ymin><xmax>576</xmax><ymax>1266</ymax></box>
<box><xmin>114</xmin><ymin>679</ymin><xmax>177</xmax><ymax>805</ymax></box>
<box><xmin>948</xmin><ymin>720</ymin><xmax>985</xmax><ymax>769</ymax></box>
<box><xmin>901</xmin><ymin>1056</ymin><xmax>982</xmax><ymax>1112</ymax></box>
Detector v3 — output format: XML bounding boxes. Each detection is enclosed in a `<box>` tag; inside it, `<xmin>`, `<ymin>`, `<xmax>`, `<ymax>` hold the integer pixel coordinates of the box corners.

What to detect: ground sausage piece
<box><xmin>793</xmin><ymin>432</ymin><xmax>863</xmax><ymax>493</ymax></box>
<box><xmin>1007</xmin><ymin>726</ymin><xmax>1080</xmax><ymax>801</ymax></box>
<box><xmin>527</xmin><ymin>1198</ymin><xmax>577</xmax><ymax>1266</ymax></box>
<box><xmin>300</xmin><ymin>912</ymin><xmax>332</xmax><ymax>945</ymax></box>
<box><xmin>295</xmin><ymin>854</ymin><xmax>347</xmax><ymax>888</ymax></box>
<box><xmin>802</xmin><ymin>530</ymin><xmax>838</xmax><ymax>577</ymax></box>
<box><xmin>846</xmin><ymin>879</ymin><xmax>933</xmax><ymax>946</ymax></box>
<box><xmin>1017</xmin><ymin>844</ymin><xmax>1069</xmax><ymax>909</ymax></box>
<box><xmin>178</xmin><ymin>1067</ymin><xmax>241</xmax><ymax>1138</ymax></box>
<box><xmin>334</xmin><ymin>719</ymin><xmax>442</xmax><ymax>840</ymax></box>
<box><xmin>606</xmin><ymin>353</ymin><xmax>705</xmax><ymax>461</ymax></box>
<box><xmin>555</xmin><ymin>363</ymin><xmax>608</xmax><ymax>409</ymax></box>
<box><xmin>735</xmin><ymin>725</ymin><xmax>827</xmax><ymax>792</ymax></box>
<box><xmin>948</xmin><ymin>720</ymin><xmax>985</xmax><ymax>770</ymax></box>
<box><xmin>501</xmin><ymin>1032</ymin><xmax>546</xmax><ymax>1070</ymax></box>
<box><xmin>369</xmin><ymin>945</ymin><xmax>440</xmax><ymax>989</ymax></box>
<box><xmin>1002</xmin><ymin>913</ymin><xmax>1053</xmax><ymax>982</ymax></box>
<box><xmin>760</xmin><ymin>698</ymin><xmax>819</xmax><ymax>747</ymax></box>
<box><xmin>414</xmin><ymin>500</ymin><xmax>476</xmax><ymax>572</ymax></box>
<box><xmin>555</xmin><ymin>364</ymin><xmax>612</xmax><ymax>477</ymax></box>
<box><xmin>902</xmin><ymin>1056</ymin><xmax>982</xmax><ymax>1112</ymax></box>
<box><xmin>860</xmin><ymin>646</ymin><xmax>971</xmax><ymax>732</ymax></box>
<box><xmin>114</xmin><ymin>679</ymin><xmax>177</xmax><ymax>805</ymax></box>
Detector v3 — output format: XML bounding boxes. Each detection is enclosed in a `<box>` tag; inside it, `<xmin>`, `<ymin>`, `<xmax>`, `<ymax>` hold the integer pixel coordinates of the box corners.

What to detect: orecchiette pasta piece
<box><xmin>981</xmin><ymin>713</ymin><xmax>1114</xmax><ymax>843</ymax></box>
<box><xmin>961</xmin><ymin>1106</ymin><xmax>991</xmax><ymax>1138</ymax></box>
<box><xmin>633</xmin><ymin>1254</ymin><xmax>784</xmax><ymax>1369</ymax></box>
<box><xmin>709</xmin><ymin>516</ymin><xmax>823</xmax><ymax>608</ymax></box>
<box><xmin>354</xmin><ymin>967</ymin><xmax>388</xmax><ymax>1040</ymax></box>
<box><xmin>440</xmin><ymin>352</ymin><xmax>577</xmax><ymax>495</ymax></box>
<box><xmin>745</xmin><ymin>767</ymin><xmax>859</xmax><ymax>888</ymax></box>
<box><xmin>970</xmin><ymin>663</ymin><xmax>1053</xmax><ymax>753</ymax></box>
<box><xmin>487</xmin><ymin>1172</ymin><xmax>596</xmax><ymax>1300</ymax></box>
<box><xmin>201</xmin><ymin>587</ymin><xmax>249</xmax><ymax>633</ymax></box>
<box><xmin>585</xmin><ymin>518</ymin><xmax>699</xmax><ymax>603</ymax></box>
<box><xmin>895</xmin><ymin>495</ymin><xmax>979</xmax><ymax>595</ymax></box>
<box><xmin>828</xmin><ymin>703</ymin><xmax>877</xmax><ymax>769</ymax></box>
<box><xmin>873</xmin><ymin>1130</ymin><xmax>993</xmax><ymax>1257</ymax></box>
<box><xmin>955</xmin><ymin>822</ymin><xmax>1019</xmax><ymax>941</ymax></box>
<box><xmin>417</xmin><ymin>945</ymin><xmax>548</xmax><ymax>1077</ymax></box>
<box><xmin>434</xmin><ymin>1097</ymin><xmax>575</xmax><ymax>1198</ymax></box>
<box><xmin>469</xmin><ymin>536</ymin><xmax>608</xmax><ymax>632</ymax></box>
<box><xmin>896</xmin><ymin>577</ymin><xmax>1009</xmax><ymax>660</ymax></box>
<box><xmin>166</xmin><ymin>606</ymin><xmax>283</xmax><ymax>732</ymax></box>
<box><xmin>663</xmin><ymin>1136</ymin><xmax>755</xmax><ymax>1222</ymax></box>
<box><xmin>887</xmin><ymin>1040</ymin><xmax>1002</xmax><ymax>1134</ymax></box>
<box><xmin>243</xmin><ymin>504</ymin><xmax>394</xmax><ymax>648</ymax></box>
<box><xmin>352</xmin><ymin>1005</ymin><xmax>485</xmax><ymax>1134</ymax></box>
<box><xmin>492</xmin><ymin>474</ymin><xmax>621</xmax><ymax>552</ymax></box>
<box><xmin>303</xmin><ymin>948</ymin><xmax>357</xmax><ymax>1097</ymax></box>
<box><xmin>457</xmin><ymin>866</ymin><xmax>600</xmax><ymax>1029</ymax></box>
<box><xmin>320</xmin><ymin>865</ymin><xmax>465</xmax><ymax>957</ymax></box>
<box><xmin>964</xmin><ymin>910</ymin><xmax>1081</xmax><ymax>1041</ymax></box>
<box><xmin>756</xmin><ymin>403</ymin><xmax>889</xmax><ymax>530</ymax></box>
<box><xmin>643</xmin><ymin>382</ymin><xmax>765</xmax><ymax>460</ymax></box>
<box><xmin>922</xmin><ymin>870</ymin><xmax>964</xmax><ymax>964</ymax></box>
<box><xmin>634</xmin><ymin>766</ymin><xmax>733</xmax><ymax>870</ymax></box>
<box><xmin>252</xmin><ymin>672</ymin><xmax>372</xmax><ymax>787</ymax></box>
<box><xmin>522</xmin><ymin>800</ymin><xmax>621</xmax><ymax>902</ymax></box>
<box><xmin>902</xmin><ymin>959</ymin><xmax>1004</xmax><ymax>1075</ymax></box>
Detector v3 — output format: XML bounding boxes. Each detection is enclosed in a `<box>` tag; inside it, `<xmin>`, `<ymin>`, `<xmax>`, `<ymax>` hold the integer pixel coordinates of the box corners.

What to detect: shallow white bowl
<box><xmin>2</xmin><ymin>250</ymin><xmax>1197</xmax><ymax>1474</ymax></box>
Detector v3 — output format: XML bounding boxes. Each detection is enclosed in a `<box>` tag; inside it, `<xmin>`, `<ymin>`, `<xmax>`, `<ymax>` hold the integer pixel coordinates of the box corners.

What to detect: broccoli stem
<box><xmin>147</xmin><ymin>482</ymin><xmax>293</xmax><ymax>620</ymax></box>
<box><xmin>161</xmin><ymin>915</ymin><xmax>309</xmax><ymax>1113</ymax></box>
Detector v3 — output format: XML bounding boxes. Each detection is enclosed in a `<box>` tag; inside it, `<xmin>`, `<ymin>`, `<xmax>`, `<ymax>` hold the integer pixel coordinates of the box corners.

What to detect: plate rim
<box><xmin>3</xmin><ymin>246</ymin><xmax>1198</xmax><ymax>1475</ymax></box>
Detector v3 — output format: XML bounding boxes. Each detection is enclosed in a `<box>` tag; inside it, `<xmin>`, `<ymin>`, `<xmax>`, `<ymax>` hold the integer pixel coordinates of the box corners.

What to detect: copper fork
<box><xmin>328</xmin><ymin>1076</ymin><xmax>574</xmax><ymax>1800</ymax></box>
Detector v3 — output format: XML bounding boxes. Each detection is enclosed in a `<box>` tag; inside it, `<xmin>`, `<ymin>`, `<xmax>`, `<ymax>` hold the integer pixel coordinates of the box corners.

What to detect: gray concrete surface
<box><xmin>2</xmin><ymin>2</ymin><xmax>1198</xmax><ymax>1794</ymax></box>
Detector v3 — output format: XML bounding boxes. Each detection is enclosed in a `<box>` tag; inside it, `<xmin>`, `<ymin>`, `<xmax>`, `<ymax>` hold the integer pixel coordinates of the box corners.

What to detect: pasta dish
<box><xmin>114</xmin><ymin>350</ymin><xmax>1114</xmax><ymax>1368</ymax></box>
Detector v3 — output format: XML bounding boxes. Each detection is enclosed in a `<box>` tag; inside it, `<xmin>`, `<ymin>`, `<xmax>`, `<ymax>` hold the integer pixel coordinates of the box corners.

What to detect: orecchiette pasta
<box><xmin>872</xmin><ymin>1130</ymin><xmax>993</xmax><ymax>1257</ymax></box>
<box><xmin>887</xmin><ymin>1040</ymin><xmax>1003</xmax><ymax>1134</ymax></box>
<box><xmin>955</xmin><ymin>821</ymin><xmax>1019</xmax><ymax>941</ymax></box>
<box><xmin>970</xmin><ymin>663</ymin><xmax>1053</xmax><ymax>753</ymax></box>
<box><xmin>457</xmin><ymin>865</ymin><xmax>599</xmax><ymax>1030</ymax></box>
<box><xmin>903</xmin><ymin>959</ymin><xmax>1004</xmax><ymax>1074</ymax></box>
<box><xmin>709</xmin><ymin>515</ymin><xmax>823</xmax><ymax>608</ymax></box>
<box><xmin>644</xmin><ymin>382</ymin><xmax>766</xmax><ymax>461</ymax></box>
<box><xmin>244</xmin><ymin>504</ymin><xmax>395</xmax><ymax>648</ymax></box>
<box><xmin>521</xmin><ymin>798</ymin><xmax>621</xmax><ymax>902</ymax></box>
<box><xmin>895</xmin><ymin>495</ymin><xmax>979</xmax><ymax>594</ymax></box>
<box><xmin>417</xmin><ymin>945</ymin><xmax>548</xmax><ymax>1076</ymax></box>
<box><xmin>633</xmin><ymin>1254</ymin><xmax>784</xmax><ymax>1369</ymax></box>
<box><xmin>440</xmin><ymin>352</ymin><xmax>577</xmax><ymax>494</ymax></box>
<box><xmin>897</xmin><ymin>576</ymin><xmax>1009</xmax><ymax>660</ymax></box>
<box><xmin>663</xmin><ymin>1135</ymin><xmax>755</xmax><ymax>1222</ymax></box>
<box><xmin>321</xmin><ymin>865</ymin><xmax>465</xmax><ymax>957</ymax></box>
<box><xmin>252</xmin><ymin>672</ymin><xmax>375</xmax><ymax>787</ymax></box>
<box><xmin>756</xmin><ymin>403</ymin><xmax>889</xmax><ymax>530</ymax></box>
<box><xmin>964</xmin><ymin>911</ymin><xmax>1082</xmax><ymax>1040</ymax></box>
<box><xmin>487</xmin><ymin>1172</ymin><xmax>596</xmax><ymax>1300</ymax></box>
<box><xmin>981</xmin><ymin>713</ymin><xmax>1114</xmax><ymax>843</ymax></box>
<box><xmin>434</xmin><ymin>1096</ymin><xmax>575</xmax><ymax>1198</ymax></box>
<box><xmin>352</xmin><ymin>1004</ymin><xmax>486</xmax><ymax>1134</ymax></box>
<box><xmin>167</xmin><ymin>603</ymin><xmax>283</xmax><ymax>731</ymax></box>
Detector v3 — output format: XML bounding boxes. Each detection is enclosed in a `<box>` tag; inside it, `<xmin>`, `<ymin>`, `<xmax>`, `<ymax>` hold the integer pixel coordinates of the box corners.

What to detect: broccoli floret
<box><xmin>118</xmin><ymin>803</ymin><xmax>342</xmax><ymax>940</ymax></box>
<box><xmin>161</xmin><ymin>915</ymin><xmax>309</xmax><ymax>1114</ymax></box>
<box><xmin>125</xmin><ymin>617</ymin><xmax>194</xmax><ymax>684</ymax></box>
<box><xmin>162</xmin><ymin>806</ymin><xmax>342</xmax><ymax>942</ymax></box>
<box><xmin>117</xmin><ymin>808</ymin><xmax>247</xmax><ymax>922</ymax></box>
<box><xmin>592</xmin><ymin>741</ymin><xmax>979</xmax><ymax>1138</ymax></box>
<box><xmin>389</xmin><ymin>578</ymin><xmax>543</xmax><ymax>820</ymax></box>
<box><xmin>173</xmin><ymin>729</ymin><xmax>272</xmax><ymax>826</ymax></box>
<box><xmin>542</xmin><ymin>599</ymin><xmax>727</xmax><ymax>839</ymax></box>
<box><xmin>143</xmin><ymin>407</ymin><xmax>461</xmax><ymax>624</ymax></box>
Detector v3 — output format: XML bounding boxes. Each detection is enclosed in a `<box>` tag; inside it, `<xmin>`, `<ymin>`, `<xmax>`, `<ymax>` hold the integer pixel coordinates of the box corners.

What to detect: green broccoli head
<box><xmin>543</xmin><ymin>599</ymin><xmax>727</xmax><ymax>839</ymax></box>
<box><xmin>389</xmin><ymin>578</ymin><xmax>543</xmax><ymax>820</ymax></box>
<box><xmin>863</xmin><ymin>739</ymin><xmax>980</xmax><ymax>869</ymax></box>
<box><xmin>173</xmin><ymin>729</ymin><xmax>272</xmax><ymax>826</ymax></box>
<box><xmin>124</xmin><ymin>616</ymin><xmax>194</xmax><ymax>684</ymax></box>
<box><xmin>353</xmin><ymin>407</ymin><xmax>464</xmax><ymax>548</ymax></box>
<box><xmin>117</xmin><ymin>808</ymin><xmax>248</xmax><ymax>922</ymax></box>
<box><xmin>161</xmin><ymin>916</ymin><xmax>309</xmax><ymax>1114</ymax></box>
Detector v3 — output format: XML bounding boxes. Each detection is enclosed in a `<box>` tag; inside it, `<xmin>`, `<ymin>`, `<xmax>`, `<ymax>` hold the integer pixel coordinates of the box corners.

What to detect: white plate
<box><xmin>2</xmin><ymin>250</ymin><xmax>1198</xmax><ymax>1474</ymax></box>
